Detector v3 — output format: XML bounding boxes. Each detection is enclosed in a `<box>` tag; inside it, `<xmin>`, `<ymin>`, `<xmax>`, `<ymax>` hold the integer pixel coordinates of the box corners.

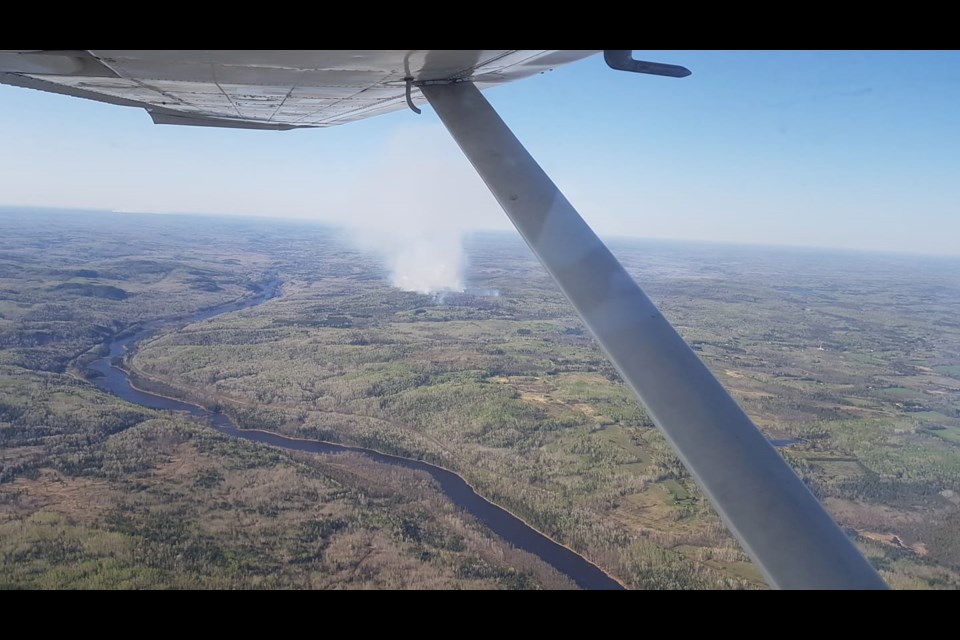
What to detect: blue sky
<box><xmin>1</xmin><ymin>50</ymin><xmax>958</xmax><ymax>255</ymax></box>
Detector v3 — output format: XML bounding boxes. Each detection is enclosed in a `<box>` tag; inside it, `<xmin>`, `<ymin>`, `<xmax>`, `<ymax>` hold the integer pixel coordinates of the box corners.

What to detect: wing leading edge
<box><xmin>0</xmin><ymin>50</ymin><xmax>598</xmax><ymax>130</ymax></box>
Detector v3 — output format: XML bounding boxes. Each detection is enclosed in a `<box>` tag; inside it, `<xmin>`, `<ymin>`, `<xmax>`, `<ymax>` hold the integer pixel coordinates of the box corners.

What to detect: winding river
<box><xmin>86</xmin><ymin>279</ymin><xmax>623</xmax><ymax>590</ymax></box>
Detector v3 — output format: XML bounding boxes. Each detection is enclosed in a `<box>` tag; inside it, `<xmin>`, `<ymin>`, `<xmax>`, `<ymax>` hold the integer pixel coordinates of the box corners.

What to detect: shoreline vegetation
<box><xmin>122</xmin><ymin>374</ymin><xmax>627</xmax><ymax>589</ymax></box>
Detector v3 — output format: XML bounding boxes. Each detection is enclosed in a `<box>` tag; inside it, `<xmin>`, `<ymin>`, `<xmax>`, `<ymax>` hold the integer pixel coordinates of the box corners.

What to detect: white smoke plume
<box><xmin>340</xmin><ymin>124</ymin><xmax>500</xmax><ymax>294</ymax></box>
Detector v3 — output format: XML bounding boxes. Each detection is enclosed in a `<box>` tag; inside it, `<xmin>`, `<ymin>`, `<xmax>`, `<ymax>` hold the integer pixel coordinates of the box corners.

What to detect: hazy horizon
<box><xmin>4</xmin><ymin>204</ymin><xmax>959</xmax><ymax>263</ymax></box>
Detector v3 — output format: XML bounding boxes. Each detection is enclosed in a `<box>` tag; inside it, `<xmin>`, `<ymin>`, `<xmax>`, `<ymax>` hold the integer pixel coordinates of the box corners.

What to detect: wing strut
<box><xmin>421</xmin><ymin>81</ymin><xmax>887</xmax><ymax>590</ymax></box>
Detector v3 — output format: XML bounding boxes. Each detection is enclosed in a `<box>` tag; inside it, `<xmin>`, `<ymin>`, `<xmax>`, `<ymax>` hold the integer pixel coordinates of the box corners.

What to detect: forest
<box><xmin>2</xmin><ymin>208</ymin><xmax>959</xmax><ymax>588</ymax></box>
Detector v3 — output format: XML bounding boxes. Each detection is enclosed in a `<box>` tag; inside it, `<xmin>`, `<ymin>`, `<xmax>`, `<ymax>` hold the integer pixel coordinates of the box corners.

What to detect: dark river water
<box><xmin>86</xmin><ymin>279</ymin><xmax>623</xmax><ymax>590</ymax></box>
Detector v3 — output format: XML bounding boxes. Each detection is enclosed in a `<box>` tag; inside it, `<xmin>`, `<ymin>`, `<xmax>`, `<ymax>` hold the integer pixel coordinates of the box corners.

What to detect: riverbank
<box><xmin>83</xmin><ymin>278</ymin><xmax>625</xmax><ymax>590</ymax></box>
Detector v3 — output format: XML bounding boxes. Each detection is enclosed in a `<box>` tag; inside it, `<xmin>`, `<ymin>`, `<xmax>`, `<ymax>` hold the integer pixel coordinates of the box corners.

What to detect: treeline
<box><xmin>0</xmin><ymin>378</ymin><xmax>154</xmax><ymax>483</ymax></box>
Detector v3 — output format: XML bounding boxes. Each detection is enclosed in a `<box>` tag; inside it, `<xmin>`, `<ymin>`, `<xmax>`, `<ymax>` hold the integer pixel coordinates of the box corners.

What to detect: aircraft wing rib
<box><xmin>422</xmin><ymin>81</ymin><xmax>887</xmax><ymax>590</ymax></box>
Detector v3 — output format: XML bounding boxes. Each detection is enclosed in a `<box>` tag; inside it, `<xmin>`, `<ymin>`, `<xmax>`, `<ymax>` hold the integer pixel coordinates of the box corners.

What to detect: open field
<box><xmin>3</xmin><ymin>208</ymin><xmax>960</xmax><ymax>588</ymax></box>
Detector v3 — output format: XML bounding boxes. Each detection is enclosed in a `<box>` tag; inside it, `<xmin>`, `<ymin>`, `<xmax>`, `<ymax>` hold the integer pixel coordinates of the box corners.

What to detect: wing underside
<box><xmin>0</xmin><ymin>50</ymin><xmax>598</xmax><ymax>130</ymax></box>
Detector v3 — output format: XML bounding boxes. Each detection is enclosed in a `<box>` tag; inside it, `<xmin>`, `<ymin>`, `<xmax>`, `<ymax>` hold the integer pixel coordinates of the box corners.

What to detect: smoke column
<box><xmin>341</xmin><ymin>124</ymin><xmax>500</xmax><ymax>294</ymax></box>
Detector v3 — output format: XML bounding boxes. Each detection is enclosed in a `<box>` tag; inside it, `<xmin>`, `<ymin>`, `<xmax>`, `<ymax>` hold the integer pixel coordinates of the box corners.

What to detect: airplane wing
<box><xmin>0</xmin><ymin>49</ymin><xmax>887</xmax><ymax>589</ymax></box>
<box><xmin>0</xmin><ymin>50</ymin><xmax>598</xmax><ymax>130</ymax></box>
